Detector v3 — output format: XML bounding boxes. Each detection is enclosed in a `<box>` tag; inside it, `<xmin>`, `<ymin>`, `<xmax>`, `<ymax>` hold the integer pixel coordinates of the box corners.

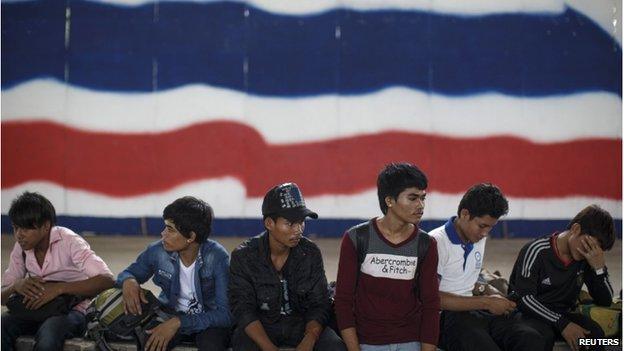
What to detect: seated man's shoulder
<box><xmin>54</xmin><ymin>226</ymin><xmax>82</xmax><ymax>240</ymax></box>
<box><xmin>143</xmin><ymin>239</ymin><xmax>170</xmax><ymax>256</ymax></box>
<box><xmin>231</xmin><ymin>235</ymin><xmax>262</xmax><ymax>258</ymax></box>
<box><xmin>54</xmin><ymin>226</ymin><xmax>92</xmax><ymax>250</ymax></box>
<box><xmin>428</xmin><ymin>225</ymin><xmax>447</xmax><ymax>240</ymax></box>
<box><xmin>298</xmin><ymin>237</ymin><xmax>322</xmax><ymax>256</ymax></box>
<box><xmin>201</xmin><ymin>239</ymin><xmax>229</xmax><ymax>258</ymax></box>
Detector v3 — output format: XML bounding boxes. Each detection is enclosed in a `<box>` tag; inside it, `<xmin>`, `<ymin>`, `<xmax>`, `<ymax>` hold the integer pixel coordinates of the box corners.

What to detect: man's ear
<box><xmin>264</xmin><ymin>217</ymin><xmax>275</xmax><ymax>231</ymax></box>
<box><xmin>42</xmin><ymin>220</ymin><xmax>52</xmax><ymax>233</ymax></box>
<box><xmin>570</xmin><ymin>223</ymin><xmax>582</xmax><ymax>237</ymax></box>
<box><xmin>459</xmin><ymin>208</ymin><xmax>471</xmax><ymax>221</ymax></box>
<box><xmin>385</xmin><ymin>196</ymin><xmax>394</xmax><ymax>208</ymax></box>
<box><xmin>188</xmin><ymin>231</ymin><xmax>197</xmax><ymax>243</ymax></box>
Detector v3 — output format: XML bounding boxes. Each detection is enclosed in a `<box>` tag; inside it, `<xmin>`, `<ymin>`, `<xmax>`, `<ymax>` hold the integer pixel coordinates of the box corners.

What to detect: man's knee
<box><xmin>196</xmin><ymin>327</ymin><xmax>231</xmax><ymax>351</ymax></box>
<box><xmin>231</xmin><ymin>326</ymin><xmax>260</xmax><ymax>351</ymax></box>
<box><xmin>586</xmin><ymin>319</ymin><xmax>606</xmax><ymax>339</ymax></box>
<box><xmin>33</xmin><ymin>330</ymin><xmax>64</xmax><ymax>351</ymax></box>
<box><xmin>509</xmin><ymin>325</ymin><xmax>549</xmax><ymax>349</ymax></box>
<box><xmin>314</xmin><ymin>327</ymin><xmax>346</xmax><ymax>351</ymax></box>
<box><xmin>33</xmin><ymin>315</ymin><xmax>81</xmax><ymax>351</ymax></box>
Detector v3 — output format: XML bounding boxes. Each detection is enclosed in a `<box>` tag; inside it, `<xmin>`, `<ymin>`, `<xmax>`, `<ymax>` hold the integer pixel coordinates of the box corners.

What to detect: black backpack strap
<box><xmin>355</xmin><ymin>221</ymin><xmax>370</xmax><ymax>267</ymax></box>
<box><xmin>413</xmin><ymin>230</ymin><xmax>431</xmax><ymax>300</ymax></box>
<box><xmin>350</xmin><ymin>220</ymin><xmax>371</xmax><ymax>284</ymax></box>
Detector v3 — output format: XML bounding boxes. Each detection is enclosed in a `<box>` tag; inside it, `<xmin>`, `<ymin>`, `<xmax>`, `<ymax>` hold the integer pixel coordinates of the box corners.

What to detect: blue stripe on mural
<box><xmin>1</xmin><ymin>215</ymin><xmax>621</xmax><ymax>238</ymax></box>
<box><xmin>2</xmin><ymin>0</ymin><xmax>621</xmax><ymax>96</ymax></box>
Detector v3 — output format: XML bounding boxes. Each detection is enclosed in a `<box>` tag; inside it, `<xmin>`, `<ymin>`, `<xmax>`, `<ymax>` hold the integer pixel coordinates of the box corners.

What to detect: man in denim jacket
<box><xmin>117</xmin><ymin>196</ymin><xmax>231</xmax><ymax>351</ymax></box>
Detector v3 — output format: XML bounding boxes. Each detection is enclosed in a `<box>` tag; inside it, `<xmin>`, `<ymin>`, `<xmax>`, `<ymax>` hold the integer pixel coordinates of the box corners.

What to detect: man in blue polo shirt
<box><xmin>430</xmin><ymin>183</ymin><xmax>546</xmax><ymax>351</ymax></box>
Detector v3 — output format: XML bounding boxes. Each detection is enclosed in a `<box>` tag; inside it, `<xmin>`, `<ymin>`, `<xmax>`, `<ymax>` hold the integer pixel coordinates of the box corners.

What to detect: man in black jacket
<box><xmin>508</xmin><ymin>205</ymin><xmax>616</xmax><ymax>351</ymax></box>
<box><xmin>228</xmin><ymin>183</ymin><xmax>346</xmax><ymax>351</ymax></box>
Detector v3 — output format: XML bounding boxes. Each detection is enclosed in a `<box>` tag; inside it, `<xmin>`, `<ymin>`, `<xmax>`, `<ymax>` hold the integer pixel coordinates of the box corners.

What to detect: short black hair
<box><xmin>567</xmin><ymin>205</ymin><xmax>615</xmax><ymax>251</ymax></box>
<box><xmin>163</xmin><ymin>196</ymin><xmax>214</xmax><ymax>243</ymax></box>
<box><xmin>377</xmin><ymin>163</ymin><xmax>428</xmax><ymax>215</ymax></box>
<box><xmin>457</xmin><ymin>183</ymin><xmax>509</xmax><ymax>219</ymax></box>
<box><xmin>8</xmin><ymin>191</ymin><xmax>56</xmax><ymax>229</ymax></box>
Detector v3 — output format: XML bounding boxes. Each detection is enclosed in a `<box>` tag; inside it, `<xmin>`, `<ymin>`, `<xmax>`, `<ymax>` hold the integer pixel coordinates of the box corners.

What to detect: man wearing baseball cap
<box><xmin>228</xmin><ymin>183</ymin><xmax>346</xmax><ymax>351</ymax></box>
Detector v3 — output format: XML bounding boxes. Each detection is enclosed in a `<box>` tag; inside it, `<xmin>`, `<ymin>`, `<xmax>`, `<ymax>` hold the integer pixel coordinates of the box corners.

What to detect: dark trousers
<box><xmin>439</xmin><ymin>310</ymin><xmax>550</xmax><ymax>351</ymax></box>
<box><xmin>1</xmin><ymin>310</ymin><xmax>86</xmax><ymax>351</ymax></box>
<box><xmin>231</xmin><ymin>316</ymin><xmax>346</xmax><ymax>351</ymax></box>
<box><xmin>515</xmin><ymin>311</ymin><xmax>605</xmax><ymax>351</ymax></box>
<box><xmin>169</xmin><ymin>327</ymin><xmax>231</xmax><ymax>351</ymax></box>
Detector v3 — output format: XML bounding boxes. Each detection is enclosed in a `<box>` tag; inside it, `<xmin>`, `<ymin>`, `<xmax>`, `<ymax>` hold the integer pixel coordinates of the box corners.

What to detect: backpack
<box><xmin>85</xmin><ymin>288</ymin><xmax>174</xmax><ymax>351</ymax></box>
<box><xmin>350</xmin><ymin>219</ymin><xmax>431</xmax><ymax>299</ymax></box>
<box><xmin>577</xmin><ymin>290</ymin><xmax>622</xmax><ymax>337</ymax></box>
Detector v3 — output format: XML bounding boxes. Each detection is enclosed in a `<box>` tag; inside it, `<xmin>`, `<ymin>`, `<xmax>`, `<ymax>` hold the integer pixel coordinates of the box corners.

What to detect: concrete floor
<box><xmin>1</xmin><ymin>234</ymin><xmax>621</xmax><ymax>295</ymax></box>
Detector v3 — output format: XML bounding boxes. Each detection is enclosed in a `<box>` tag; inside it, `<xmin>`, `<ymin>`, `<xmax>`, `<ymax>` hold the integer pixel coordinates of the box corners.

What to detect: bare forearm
<box><xmin>421</xmin><ymin>342</ymin><xmax>436</xmax><ymax>351</ymax></box>
<box><xmin>304</xmin><ymin>320</ymin><xmax>322</xmax><ymax>342</ymax></box>
<box><xmin>57</xmin><ymin>274</ymin><xmax>114</xmax><ymax>297</ymax></box>
<box><xmin>340</xmin><ymin>327</ymin><xmax>360</xmax><ymax>351</ymax></box>
<box><xmin>244</xmin><ymin>320</ymin><xmax>278</xmax><ymax>351</ymax></box>
<box><xmin>1</xmin><ymin>285</ymin><xmax>17</xmax><ymax>305</ymax></box>
<box><xmin>440</xmin><ymin>291</ymin><xmax>486</xmax><ymax>311</ymax></box>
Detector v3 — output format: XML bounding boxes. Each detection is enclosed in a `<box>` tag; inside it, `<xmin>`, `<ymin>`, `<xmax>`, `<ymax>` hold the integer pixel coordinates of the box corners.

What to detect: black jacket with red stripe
<box><xmin>508</xmin><ymin>233</ymin><xmax>613</xmax><ymax>332</ymax></box>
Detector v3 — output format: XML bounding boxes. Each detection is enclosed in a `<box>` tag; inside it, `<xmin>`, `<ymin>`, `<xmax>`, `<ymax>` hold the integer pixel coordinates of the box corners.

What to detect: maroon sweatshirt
<box><xmin>334</xmin><ymin>220</ymin><xmax>440</xmax><ymax>345</ymax></box>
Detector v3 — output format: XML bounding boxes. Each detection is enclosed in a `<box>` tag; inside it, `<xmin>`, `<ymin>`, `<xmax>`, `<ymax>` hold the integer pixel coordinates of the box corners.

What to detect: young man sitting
<box><xmin>118</xmin><ymin>196</ymin><xmax>232</xmax><ymax>351</ymax></box>
<box><xmin>508</xmin><ymin>205</ymin><xmax>616</xmax><ymax>351</ymax></box>
<box><xmin>229</xmin><ymin>183</ymin><xmax>345</xmax><ymax>351</ymax></box>
<box><xmin>431</xmin><ymin>183</ymin><xmax>546</xmax><ymax>351</ymax></box>
<box><xmin>2</xmin><ymin>192</ymin><xmax>115</xmax><ymax>351</ymax></box>
<box><xmin>334</xmin><ymin>163</ymin><xmax>440</xmax><ymax>351</ymax></box>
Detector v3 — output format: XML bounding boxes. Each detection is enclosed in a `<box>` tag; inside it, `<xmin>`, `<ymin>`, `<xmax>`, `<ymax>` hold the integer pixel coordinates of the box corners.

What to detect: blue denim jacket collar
<box><xmin>158</xmin><ymin>241</ymin><xmax>210</xmax><ymax>309</ymax></box>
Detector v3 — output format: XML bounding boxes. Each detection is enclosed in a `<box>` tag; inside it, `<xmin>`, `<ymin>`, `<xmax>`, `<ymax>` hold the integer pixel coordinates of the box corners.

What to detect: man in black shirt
<box><xmin>228</xmin><ymin>183</ymin><xmax>346</xmax><ymax>351</ymax></box>
<box><xmin>508</xmin><ymin>205</ymin><xmax>616</xmax><ymax>351</ymax></box>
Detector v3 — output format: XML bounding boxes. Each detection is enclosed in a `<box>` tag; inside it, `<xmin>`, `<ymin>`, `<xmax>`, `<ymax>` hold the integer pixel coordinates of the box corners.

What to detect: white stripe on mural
<box><xmin>2</xmin><ymin>182</ymin><xmax>620</xmax><ymax>219</ymax></box>
<box><xmin>3</xmin><ymin>80</ymin><xmax>621</xmax><ymax>143</ymax></box>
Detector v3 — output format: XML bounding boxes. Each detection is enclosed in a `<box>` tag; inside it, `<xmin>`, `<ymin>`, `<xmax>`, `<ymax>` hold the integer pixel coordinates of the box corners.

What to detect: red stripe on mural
<box><xmin>2</xmin><ymin>121</ymin><xmax>621</xmax><ymax>199</ymax></box>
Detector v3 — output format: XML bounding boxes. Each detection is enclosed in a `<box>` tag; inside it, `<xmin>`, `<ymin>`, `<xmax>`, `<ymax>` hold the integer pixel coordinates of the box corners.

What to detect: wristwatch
<box><xmin>594</xmin><ymin>267</ymin><xmax>606</xmax><ymax>275</ymax></box>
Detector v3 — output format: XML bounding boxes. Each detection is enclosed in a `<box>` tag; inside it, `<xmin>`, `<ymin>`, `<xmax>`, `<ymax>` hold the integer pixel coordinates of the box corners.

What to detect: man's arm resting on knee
<box><xmin>53</xmin><ymin>274</ymin><xmax>115</xmax><ymax>297</ymax></box>
<box><xmin>296</xmin><ymin>320</ymin><xmax>323</xmax><ymax>350</ymax></box>
<box><xmin>244</xmin><ymin>320</ymin><xmax>279</xmax><ymax>351</ymax></box>
<box><xmin>340</xmin><ymin>327</ymin><xmax>360</xmax><ymax>351</ymax></box>
<box><xmin>440</xmin><ymin>291</ymin><xmax>515</xmax><ymax>315</ymax></box>
<box><xmin>1</xmin><ymin>284</ymin><xmax>17</xmax><ymax>304</ymax></box>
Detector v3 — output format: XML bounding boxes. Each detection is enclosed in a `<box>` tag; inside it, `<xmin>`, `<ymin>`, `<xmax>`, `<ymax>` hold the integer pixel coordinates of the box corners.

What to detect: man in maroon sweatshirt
<box><xmin>334</xmin><ymin>163</ymin><xmax>440</xmax><ymax>351</ymax></box>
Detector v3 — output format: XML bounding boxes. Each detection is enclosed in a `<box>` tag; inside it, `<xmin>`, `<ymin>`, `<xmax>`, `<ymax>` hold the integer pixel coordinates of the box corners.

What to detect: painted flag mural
<box><xmin>1</xmin><ymin>0</ymin><xmax>621</xmax><ymax>237</ymax></box>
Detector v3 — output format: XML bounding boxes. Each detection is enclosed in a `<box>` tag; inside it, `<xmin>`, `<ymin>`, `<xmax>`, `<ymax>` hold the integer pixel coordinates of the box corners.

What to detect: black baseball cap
<box><xmin>262</xmin><ymin>183</ymin><xmax>318</xmax><ymax>223</ymax></box>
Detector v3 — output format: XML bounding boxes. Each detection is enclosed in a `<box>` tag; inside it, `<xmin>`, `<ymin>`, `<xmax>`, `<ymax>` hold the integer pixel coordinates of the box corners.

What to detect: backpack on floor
<box><xmin>85</xmin><ymin>288</ymin><xmax>174</xmax><ymax>351</ymax></box>
<box><xmin>577</xmin><ymin>290</ymin><xmax>621</xmax><ymax>337</ymax></box>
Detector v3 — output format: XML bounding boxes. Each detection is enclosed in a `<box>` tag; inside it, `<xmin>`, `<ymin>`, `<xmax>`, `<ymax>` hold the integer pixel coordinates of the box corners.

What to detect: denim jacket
<box><xmin>116</xmin><ymin>239</ymin><xmax>232</xmax><ymax>334</ymax></box>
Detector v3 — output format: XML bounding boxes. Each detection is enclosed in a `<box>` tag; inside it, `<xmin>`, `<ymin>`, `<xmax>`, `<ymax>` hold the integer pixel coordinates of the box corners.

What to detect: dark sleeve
<box><xmin>115</xmin><ymin>243</ymin><xmax>155</xmax><ymax>287</ymax></box>
<box><xmin>584</xmin><ymin>266</ymin><xmax>614</xmax><ymax>307</ymax></box>
<box><xmin>228</xmin><ymin>249</ymin><xmax>259</xmax><ymax>329</ymax></box>
<box><xmin>302</xmin><ymin>245</ymin><xmax>331</xmax><ymax>326</ymax></box>
<box><xmin>334</xmin><ymin>232</ymin><xmax>358</xmax><ymax>331</ymax></box>
<box><xmin>419</xmin><ymin>238</ymin><xmax>440</xmax><ymax>345</ymax></box>
<box><xmin>512</xmin><ymin>245</ymin><xmax>570</xmax><ymax>332</ymax></box>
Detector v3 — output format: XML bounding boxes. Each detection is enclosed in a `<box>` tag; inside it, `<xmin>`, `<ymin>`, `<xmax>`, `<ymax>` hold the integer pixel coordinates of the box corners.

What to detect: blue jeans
<box><xmin>1</xmin><ymin>310</ymin><xmax>86</xmax><ymax>351</ymax></box>
<box><xmin>360</xmin><ymin>342</ymin><xmax>421</xmax><ymax>351</ymax></box>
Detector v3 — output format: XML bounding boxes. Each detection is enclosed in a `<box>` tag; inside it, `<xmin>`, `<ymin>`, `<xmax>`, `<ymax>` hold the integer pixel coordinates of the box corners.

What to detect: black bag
<box><xmin>6</xmin><ymin>251</ymin><xmax>80</xmax><ymax>322</ymax></box>
<box><xmin>6</xmin><ymin>293</ymin><xmax>80</xmax><ymax>322</ymax></box>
